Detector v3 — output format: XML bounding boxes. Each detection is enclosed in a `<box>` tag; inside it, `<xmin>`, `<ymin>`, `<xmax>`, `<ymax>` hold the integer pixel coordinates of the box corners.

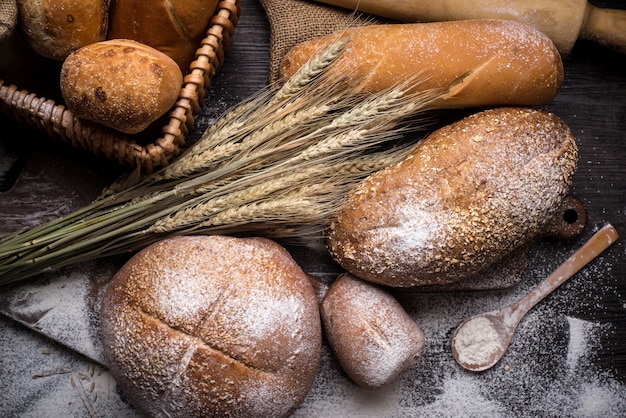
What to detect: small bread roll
<box><xmin>320</xmin><ymin>273</ymin><xmax>425</xmax><ymax>389</ymax></box>
<box><xmin>327</xmin><ymin>107</ymin><xmax>578</xmax><ymax>287</ymax></box>
<box><xmin>107</xmin><ymin>0</ymin><xmax>219</xmax><ymax>70</ymax></box>
<box><xmin>17</xmin><ymin>0</ymin><xmax>109</xmax><ymax>60</ymax></box>
<box><xmin>279</xmin><ymin>20</ymin><xmax>564</xmax><ymax>108</ymax></box>
<box><xmin>60</xmin><ymin>39</ymin><xmax>183</xmax><ymax>134</ymax></box>
<box><xmin>100</xmin><ymin>235</ymin><xmax>322</xmax><ymax>418</ymax></box>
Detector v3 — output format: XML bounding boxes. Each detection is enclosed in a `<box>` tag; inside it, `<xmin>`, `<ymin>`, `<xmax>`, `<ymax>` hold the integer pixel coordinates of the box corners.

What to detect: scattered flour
<box><xmin>566</xmin><ymin>316</ymin><xmax>595</xmax><ymax>370</ymax></box>
<box><xmin>1</xmin><ymin>223</ymin><xmax>624</xmax><ymax>417</ymax></box>
<box><xmin>0</xmin><ymin>267</ymin><xmax>106</xmax><ymax>364</ymax></box>
<box><xmin>0</xmin><ymin>315</ymin><xmax>140</xmax><ymax>418</ymax></box>
<box><xmin>294</xmin><ymin>223</ymin><xmax>626</xmax><ymax>417</ymax></box>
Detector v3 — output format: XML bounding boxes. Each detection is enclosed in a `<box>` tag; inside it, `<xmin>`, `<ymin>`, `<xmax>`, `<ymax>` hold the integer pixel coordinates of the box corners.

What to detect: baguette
<box><xmin>279</xmin><ymin>20</ymin><xmax>564</xmax><ymax>108</ymax></box>
<box><xmin>326</xmin><ymin>107</ymin><xmax>578</xmax><ymax>287</ymax></box>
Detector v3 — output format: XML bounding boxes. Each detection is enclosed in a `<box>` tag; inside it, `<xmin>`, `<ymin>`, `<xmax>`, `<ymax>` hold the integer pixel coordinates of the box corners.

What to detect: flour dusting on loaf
<box><xmin>100</xmin><ymin>235</ymin><xmax>321</xmax><ymax>417</ymax></box>
<box><xmin>60</xmin><ymin>39</ymin><xmax>183</xmax><ymax>134</ymax></box>
<box><xmin>320</xmin><ymin>273</ymin><xmax>425</xmax><ymax>388</ymax></box>
<box><xmin>279</xmin><ymin>20</ymin><xmax>563</xmax><ymax>108</ymax></box>
<box><xmin>327</xmin><ymin>107</ymin><xmax>578</xmax><ymax>287</ymax></box>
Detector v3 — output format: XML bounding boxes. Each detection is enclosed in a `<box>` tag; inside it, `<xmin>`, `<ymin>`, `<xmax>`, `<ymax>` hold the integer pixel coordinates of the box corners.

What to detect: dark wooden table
<box><xmin>1</xmin><ymin>0</ymin><xmax>625</xmax><ymax>416</ymax></box>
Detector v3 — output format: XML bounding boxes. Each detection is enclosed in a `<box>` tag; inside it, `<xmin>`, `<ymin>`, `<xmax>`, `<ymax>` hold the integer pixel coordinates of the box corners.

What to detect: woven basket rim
<box><xmin>0</xmin><ymin>0</ymin><xmax>241</xmax><ymax>173</ymax></box>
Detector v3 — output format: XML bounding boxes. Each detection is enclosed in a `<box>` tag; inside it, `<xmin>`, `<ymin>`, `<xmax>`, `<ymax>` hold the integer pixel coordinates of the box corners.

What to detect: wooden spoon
<box><xmin>451</xmin><ymin>223</ymin><xmax>619</xmax><ymax>372</ymax></box>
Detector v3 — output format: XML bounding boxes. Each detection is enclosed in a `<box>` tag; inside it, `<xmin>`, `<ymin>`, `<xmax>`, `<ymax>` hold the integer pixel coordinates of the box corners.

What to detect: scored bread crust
<box><xmin>100</xmin><ymin>235</ymin><xmax>321</xmax><ymax>418</ymax></box>
<box><xmin>327</xmin><ymin>107</ymin><xmax>578</xmax><ymax>287</ymax></box>
<box><xmin>279</xmin><ymin>19</ymin><xmax>564</xmax><ymax>108</ymax></box>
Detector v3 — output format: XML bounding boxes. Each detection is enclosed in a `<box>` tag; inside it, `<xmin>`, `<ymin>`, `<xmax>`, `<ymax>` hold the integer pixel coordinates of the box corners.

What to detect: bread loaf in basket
<box><xmin>0</xmin><ymin>0</ymin><xmax>241</xmax><ymax>172</ymax></box>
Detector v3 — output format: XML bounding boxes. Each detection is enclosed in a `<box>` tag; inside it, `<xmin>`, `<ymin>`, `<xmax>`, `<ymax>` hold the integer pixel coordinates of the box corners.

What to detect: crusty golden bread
<box><xmin>326</xmin><ymin>107</ymin><xmax>578</xmax><ymax>287</ymax></box>
<box><xmin>17</xmin><ymin>0</ymin><xmax>109</xmax><ymax>60</ymax></box>
<box><xmin>107</xmin><ymin>0</ymin><xmax>219</xmax><ymax>71</ymax></box>
<box><xmin>279</xmin><ymin>20</ymin><xmax>564</xmax><ymax>108</ymax></box>
<box><xmin>60</xmin><ymin>39</ymin><xmax>183</xmax><ymax>134</ymax></box>
<box><xmin>320</xmin><ymin>273</ymin><xmax>425</xmax><ymax>388</ymax></box>
<box><xmin>100</xmin><ymin>235</ymin><xmax>321</xmax><ymax>417</ymax></box>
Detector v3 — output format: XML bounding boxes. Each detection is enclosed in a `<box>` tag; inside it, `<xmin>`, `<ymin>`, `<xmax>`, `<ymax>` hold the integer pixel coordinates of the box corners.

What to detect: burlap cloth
<box><xmin>259</xmin><ymin>0</ymin><xmax>387</xmax><ymax>83</ymax></box>
<box><xmin>0</xmin><ymin>0</ymin><xmax>17</xmax><ymax>71</ymax></box>
<box><xmin>0</xmin><ymin>0</ymin><xmax>16</xmax><ymax>42</ymax></box>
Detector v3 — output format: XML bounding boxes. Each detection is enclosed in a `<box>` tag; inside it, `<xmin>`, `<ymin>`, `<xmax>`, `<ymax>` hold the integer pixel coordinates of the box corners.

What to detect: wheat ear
<box><xmin>152</xmin><ymin>38</ymin><xmax>350</xmax><ymax>182</ymax></box>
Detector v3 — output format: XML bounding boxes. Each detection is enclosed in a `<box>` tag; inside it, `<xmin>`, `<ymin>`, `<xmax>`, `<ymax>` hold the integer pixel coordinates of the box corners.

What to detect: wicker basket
<box><xmin>0</xmin><ymin>0</ymin><xmax>241</xmax><ymax>172</ymax></box>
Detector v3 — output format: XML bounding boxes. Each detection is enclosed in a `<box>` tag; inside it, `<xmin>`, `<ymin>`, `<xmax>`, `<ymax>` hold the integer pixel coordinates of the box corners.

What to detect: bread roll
<box><xmin>17</xmin><ymin>0</ymin><xmax>109</xmax><ymax>60</ymax></box>
<box><xmin>327</xmin><ymin>107</ymin><xmax>578</xmax><ymax>287</ymax></box>
<box><xmin>107</xmin><ymin>0</ymin><xmax>219</xmax><ymax>71</ymax></box>
<box><xmin>279</xmin><ymin>20</ymin><xmax>564</xmax><ymax>108</ymax></box>
<box><xmin>100</xmin><ymin>235</ymin><xmax>321</xmax><ymax>418</ymax></box>
<box><xmin>60</xmin><ymin>39</ymin><xmax>183</xmax><ymax>134</ymax></box>
<box><xmin>320</xmin><ymin>273</ymin><xmax>425</xmax><ymax>388</ymax></box>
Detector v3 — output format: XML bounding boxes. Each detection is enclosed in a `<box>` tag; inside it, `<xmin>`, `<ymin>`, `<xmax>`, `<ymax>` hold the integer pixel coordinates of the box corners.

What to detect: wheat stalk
<box><xmin>149</xmin><ymin>149</ymin><xmax>404</xmax><ymax>234</ymax></box>
<box><xmin>153</xmin><ymin>38</ymin><xmax>351</xmax><ymax>182</ymax></box>
<box><xmin>271</xmin><ymin>37</ymin><xmax>350</xmax><ymax>103</ymax></box>
<box><xmin>0</xmin><ymin>38</ymin><xmax>443</xmax><ymax>286</ymax></box>
<box><xmin>160</xmin><ymin>100</ymin><xmax>336</xmax><ymax>181</ymax></box>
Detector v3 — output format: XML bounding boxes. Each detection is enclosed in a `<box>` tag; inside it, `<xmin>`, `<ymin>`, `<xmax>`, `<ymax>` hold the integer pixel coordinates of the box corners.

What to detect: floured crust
<box><xmin>279</xmin><ymin>20</ymin><xmax>564</xmax><ymax>108</ymax></box>
<box><xmin>327</xmin><ymin>107</ymin><xmax>578</xmax><ymax>287</ymax></box>
<box><xmin>100</xmin><ymin>235</ymin><xmax>321</xmax><ymax>417</ymax></box>
<box><xmin>320</xmin><ymin>273</ymin><xmax>425</xmax><ymax>388</ymax></box>
<box><xmin>60</xmin><ymin>39</ymin><xmax>183</xmax><ymax>134</ymax></box>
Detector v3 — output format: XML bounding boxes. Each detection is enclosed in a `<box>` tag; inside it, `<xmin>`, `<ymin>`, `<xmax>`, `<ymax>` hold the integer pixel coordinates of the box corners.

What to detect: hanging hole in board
<box><xmin>542</xmin><ymin>196</ymin><xmax>588</xmax><ymax>240</ymax></box>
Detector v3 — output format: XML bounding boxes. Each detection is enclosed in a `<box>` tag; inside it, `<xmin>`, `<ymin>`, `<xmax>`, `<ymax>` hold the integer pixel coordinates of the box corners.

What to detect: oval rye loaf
<box><xmin>326</xmin><ymin>107</ymin><xmax>579</xmax><ymax>287</ymax></box>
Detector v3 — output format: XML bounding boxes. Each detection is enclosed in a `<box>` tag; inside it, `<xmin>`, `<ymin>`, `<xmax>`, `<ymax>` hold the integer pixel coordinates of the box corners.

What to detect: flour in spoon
<box><xmin>453</xmin><ymin>316</ymin><xmax>501</xmax><ymax>366</ymax></box>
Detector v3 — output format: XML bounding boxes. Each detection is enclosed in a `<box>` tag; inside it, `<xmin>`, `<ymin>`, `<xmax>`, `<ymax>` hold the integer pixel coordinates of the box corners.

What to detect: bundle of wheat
<box><xmin>0</xmin><ymin>38</ymin><xmax>443</xmax><ymax>286</ymax></box>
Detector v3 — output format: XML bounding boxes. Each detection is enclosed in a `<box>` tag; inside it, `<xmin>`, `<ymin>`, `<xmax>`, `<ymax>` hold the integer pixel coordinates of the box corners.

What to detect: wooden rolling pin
<box><xmin>314</xmin><ymin>0</ymin><xmax>626</xmax><ymax>55</ymax></box>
